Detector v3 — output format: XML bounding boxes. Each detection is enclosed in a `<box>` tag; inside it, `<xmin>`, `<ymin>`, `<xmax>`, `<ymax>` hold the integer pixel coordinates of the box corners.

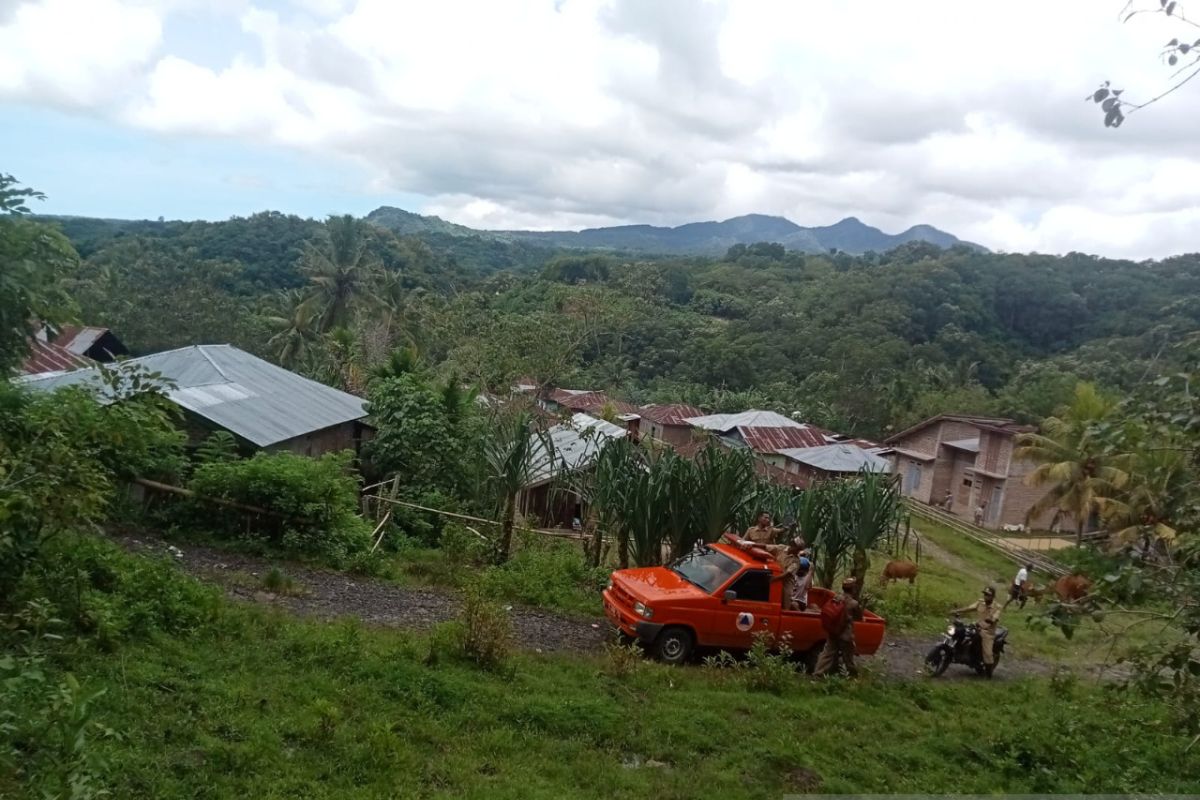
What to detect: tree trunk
<box><xmin>498</xmin><ymin>493</ymin><xmax>517</xmax><ymax>564</ymax></box>
<box><xmin>618</xmin><ymin>530</ymin><xmax>629</xmax><ymax>570</ymax></box>
<box><xmin>851</xmin><ymin>547</ymin><xmax>870</xmax><ymax>588</ymax></box>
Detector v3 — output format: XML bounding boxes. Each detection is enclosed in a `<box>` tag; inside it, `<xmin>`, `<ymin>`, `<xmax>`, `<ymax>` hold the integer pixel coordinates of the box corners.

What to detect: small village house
<box><xmin>539</xmin><ymin>388</ymin><xmax>641</xmax><ymax>437</ymax></box>
<box><xmin>885</xmin><ymin>413</ymin><xmax>1065</xmax><ymax>529</ymax></box>
<box><xmin>517</xmin><ymin>413</ymin><xmax>626</xmax><ymax>528</ymax></box>
<box><xmin>637</xmin><ymin>403</ymin><xmax>704</xmax><ymax>446</ymax></box>
<box><xmin>684</xmin><ymin>409</ymin><xmax>838</xmax><ymax>468</ymax></box>
<box><xmin>19</xmin><ymin>324</ymin><xmax>128</xmax><ymax>376</ymax></box>
<box><xmin>19</xmin><ymin>344</ymin><xmax>372</xmax><ymax>457</ymax></box>
<box><xmin>775</xmin><ymin>442</ymin><xmax>892</xmax><ymax>484</ymax></box>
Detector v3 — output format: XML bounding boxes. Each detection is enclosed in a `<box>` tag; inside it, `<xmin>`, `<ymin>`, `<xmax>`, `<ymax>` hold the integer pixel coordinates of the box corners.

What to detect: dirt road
<box><xmin>119</xmin><ymin>535</ymin><xmax>1054</xmax><ymax>680</ymax></box>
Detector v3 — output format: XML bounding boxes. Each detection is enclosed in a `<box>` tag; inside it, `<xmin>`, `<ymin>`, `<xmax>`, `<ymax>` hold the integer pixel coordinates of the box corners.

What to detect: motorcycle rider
<box><xmin>953</xmin><ymin>586</ymin><xmax>1002</xmax><ymax>673</ymax></box>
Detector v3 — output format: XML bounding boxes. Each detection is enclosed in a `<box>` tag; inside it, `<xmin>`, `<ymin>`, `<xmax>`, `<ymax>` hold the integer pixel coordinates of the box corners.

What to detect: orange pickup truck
<box><xmin>602</xmin><ymin>542</ymin><xmax>886</xmax><ymax>666</ymax></box>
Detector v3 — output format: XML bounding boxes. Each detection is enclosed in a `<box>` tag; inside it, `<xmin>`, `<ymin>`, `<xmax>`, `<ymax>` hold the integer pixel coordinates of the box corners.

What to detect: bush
<box><xmin>21</xmin><ymin>535</ymin><xmax>220</xmax><ymax>644</ymax></box>
<box><xmin>477</xmin><ymin>536</ymin><xmax>608</xmax><ymax>614</ymax></box>
<box><xmin>460</xmin><ymin>587</ymin><xmax>512</xmax><ymax>670</ymax></box>
<box><xmin>186</xmin><ymin>450</ymin><xmax>371</xmax><ymax>564</ymax></box>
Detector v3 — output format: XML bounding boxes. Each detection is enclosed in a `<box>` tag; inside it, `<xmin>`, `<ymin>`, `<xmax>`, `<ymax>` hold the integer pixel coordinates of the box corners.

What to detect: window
<box><xmin>962</xmin><ymin>478</ymin><xmax>973</xmax><ymax>487</ymax></box>
<box><xmin>729</xmin><ymin>570</ymin><xmax>772</xmax><ymax>603</ymax></box>
<box><xmin>670</xmin><ymin>547</ymin><xmax>740</xmax><ymax>594</ymax></box>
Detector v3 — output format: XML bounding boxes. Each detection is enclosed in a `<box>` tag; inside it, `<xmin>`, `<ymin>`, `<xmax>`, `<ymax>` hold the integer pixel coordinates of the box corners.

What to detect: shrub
<box><xmin>477</xmin><ymin>537</ymin><xmax>608</xmax><ymax>614</ymax></box>
<box><xmin>460</xmin><ymin>587</ymin><xmax>512</xmax><ymax>670</ymax></box>
<box><xmin>602</xmin><ymin>640</ymin><xmax>644</xmax><ymax>679</ymax></box>
<box><xmin>186</xmin><ymin>450</ymin><xmax>371</xmax><ymax>563</ymax></box>
<box><xmin>25</xmin><ymin>535</ymin><xmax>220</xmax><ymax>644</ymax></box>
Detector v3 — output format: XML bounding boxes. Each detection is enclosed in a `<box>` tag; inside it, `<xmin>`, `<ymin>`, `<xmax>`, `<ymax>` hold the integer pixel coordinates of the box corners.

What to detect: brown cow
<box><xmin>879</xmin><ymin>560</ymin><xmax>919</xmax><ymax>586</ymax></box>
<box><xmin>1023</xmin><ymin>583</ymin><xmax>1050</xmax><ymax>603</ymax></box>
<box><xmin>1053</xmin><ymin>574</ymin><xmax>1092</xmax><ymax>603</ymax></box>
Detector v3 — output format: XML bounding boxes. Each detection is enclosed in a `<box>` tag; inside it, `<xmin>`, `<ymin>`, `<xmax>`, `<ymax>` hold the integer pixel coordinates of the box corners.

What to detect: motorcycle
<box><xmin>924</xmin><ymin>616</ymin><xmax>1008</xmax><ymax>678</ymax></box>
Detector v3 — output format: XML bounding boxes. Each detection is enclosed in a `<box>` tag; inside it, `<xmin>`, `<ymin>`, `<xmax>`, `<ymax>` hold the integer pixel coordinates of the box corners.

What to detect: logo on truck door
<box><xmin>735</xmin><ymin>611</ymin><xmax>754</xmax><ymax>631</ymax></box>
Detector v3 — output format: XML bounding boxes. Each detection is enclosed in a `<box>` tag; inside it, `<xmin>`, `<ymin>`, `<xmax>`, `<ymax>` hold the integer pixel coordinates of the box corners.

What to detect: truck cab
<box><xmin>602</xmin><ymin>542</ymin><xmax>886</xmax><ymax>665</ymax></box>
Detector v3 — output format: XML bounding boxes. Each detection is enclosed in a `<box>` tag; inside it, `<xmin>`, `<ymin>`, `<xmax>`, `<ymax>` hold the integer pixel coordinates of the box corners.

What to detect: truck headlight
<box><xmin>633</xmin><ymin>601</ymin><xmax>654</xmax><ymax>619</ymax></box>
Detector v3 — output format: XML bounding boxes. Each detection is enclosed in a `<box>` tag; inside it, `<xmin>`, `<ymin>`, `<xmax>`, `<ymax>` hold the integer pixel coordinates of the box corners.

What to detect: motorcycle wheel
<box><xmin>925</xmin><ymin>645</ymin><xmax>950</xmax><ymax>677</ymax></box>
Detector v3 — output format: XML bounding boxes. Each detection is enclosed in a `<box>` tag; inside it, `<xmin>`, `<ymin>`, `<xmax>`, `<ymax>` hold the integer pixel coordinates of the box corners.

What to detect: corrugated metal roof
<box><xmin>56</xmin><ymin>326</ymin><xmax>107</xmax><ymax>356</ymax></box>
<box><xmin>638</xmin><ymin>403</ymin><xmax>704</xmax><ymax>426</ymax></box>
<box><xmin>776</xmin><ymin>443</ymin><xmax>892</xmax><ymax>474</ymax></box>
<box><xmin>737</xmin><ymin>425</ymin><xmax>832</xmax><ymax>453</ymax></box>
<box><xmin>685</xmin><ymin>409</ymin><xmax>805</xmax><ymax>431</ymax></box>
<box><xmin>943</xmin><ymin>437</ymin><xmax>981</xmax><ymax>453</ymax></box>
<box><xmin>526</xmin><ymin>413</ymin><xmax>627</xmax><ymax>486</ymax></box>
<box><xmin>18</xmin><ymin>338</ymin><xmax>92</xmax><ymax>375</ymax></box>
<box><xmin>18</xmin><ymin>344</ymin><xmax>367</xmax><ymax>447</ymax></box>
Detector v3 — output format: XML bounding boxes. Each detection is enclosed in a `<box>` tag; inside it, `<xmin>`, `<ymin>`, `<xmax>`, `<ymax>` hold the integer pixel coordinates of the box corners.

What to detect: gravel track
<box><xmin>117</xmin><ymin>535</ymin><xmax>1060</xmax><ymax>679</ymax></box>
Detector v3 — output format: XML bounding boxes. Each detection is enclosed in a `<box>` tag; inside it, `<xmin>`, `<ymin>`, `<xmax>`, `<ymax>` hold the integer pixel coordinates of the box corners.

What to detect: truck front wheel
<box><xmin>653</xmin><ymin>626</ymin><xmax>694</xmax><ymax>665</ymax></box>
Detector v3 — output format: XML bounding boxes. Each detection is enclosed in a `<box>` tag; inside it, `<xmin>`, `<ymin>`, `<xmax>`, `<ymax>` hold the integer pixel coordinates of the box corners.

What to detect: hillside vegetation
<box><xmin>46</xmin><ymin>210</ymin><xmax>1200</xmax><ymax>436</ymax></box>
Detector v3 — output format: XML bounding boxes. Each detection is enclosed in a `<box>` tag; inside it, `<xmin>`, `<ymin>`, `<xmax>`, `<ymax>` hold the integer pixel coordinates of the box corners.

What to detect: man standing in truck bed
<box><xmin>814</xmin><ymin>578</ymin><xmax>864</xmax><ymax>677</ymax></box>
<box><xmin>744</xmin><ymin>511</ymin><xmax>784</xmax><ymax>544</ymax></box>
<box><xmin>756</xmin><ymin>537</ymin><xmax>805</xmax><ymax>610</ymax></box>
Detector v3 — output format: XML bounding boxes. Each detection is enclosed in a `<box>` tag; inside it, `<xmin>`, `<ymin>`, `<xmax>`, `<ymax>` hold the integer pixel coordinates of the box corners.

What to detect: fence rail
<box><xmin>904</xmin><ymin>500</ymin><xmax>1070</xmax><ymax>578</ymax></box>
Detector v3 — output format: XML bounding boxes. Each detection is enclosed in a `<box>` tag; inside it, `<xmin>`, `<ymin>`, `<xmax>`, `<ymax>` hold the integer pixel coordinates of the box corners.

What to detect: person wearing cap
<box><xmin>1004</xmin><ymin>563</ymin><xmax>1033</xmax><ymax>610</ymax></box>
<box><xmin>954</xmin><ymin>586</ymin><xmax>1002</xmax><ymax>671</ymax></box>
<box><xmin>814</xmin><ymin>577</ymin><xmax>863</xmax><ymax>677</ymax></box>
<box><xmin>744</xmin><ymin>511</ymin><xmax>784</xmax><ymax>544</ymax></box>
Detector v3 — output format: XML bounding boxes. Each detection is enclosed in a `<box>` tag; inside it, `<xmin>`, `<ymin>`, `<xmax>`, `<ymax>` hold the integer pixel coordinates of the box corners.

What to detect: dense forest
<box><xmin>43</xmin><ymin>209</ymin><xmax>1200</xmax><ymax>437</ymax></box>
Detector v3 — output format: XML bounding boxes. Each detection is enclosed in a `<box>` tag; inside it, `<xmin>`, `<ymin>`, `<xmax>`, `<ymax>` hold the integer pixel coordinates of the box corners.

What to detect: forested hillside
<box><xmin>45</xmin><ymin>212</ymin><xmax>1200</xmax><ymax>436</ymax></box>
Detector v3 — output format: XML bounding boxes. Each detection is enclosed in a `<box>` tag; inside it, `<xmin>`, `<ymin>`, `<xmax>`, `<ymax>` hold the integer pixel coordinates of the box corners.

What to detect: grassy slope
<box><xmin>39</xmin><ymin>607</ymin><xmax>1199</xmax><ymax>799</ymax></box>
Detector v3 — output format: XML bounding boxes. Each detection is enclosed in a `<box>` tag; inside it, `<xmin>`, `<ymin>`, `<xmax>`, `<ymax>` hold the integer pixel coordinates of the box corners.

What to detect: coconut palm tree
<box><xmin>481</xmin><ymin>407</ymin><xmax>554</xmax><ymax>564</ymax></box>
<box><xmin>1101</xmin><ymin>447</ymin><xmax>1191</xmax><ymax>556</ymax></box>
<box><xmin>301</xmin><ymin>215</ymin><xmax>381</xmax><ymax>333</ymax></box>
<box><xmin>265</xmin><ymin>289</ymin><xmax>320</xmax><ymax>368</ymax></box>
<box><xmin>1015</xmin><ymin>383</ymin><xmax>1128</xmax><ymax>546</ymax></box>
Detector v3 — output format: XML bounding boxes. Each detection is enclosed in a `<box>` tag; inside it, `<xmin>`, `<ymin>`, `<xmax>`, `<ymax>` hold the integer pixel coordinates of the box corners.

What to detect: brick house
<box><xmin>885</xmin><ymin>414</ymin><xmax>1066</xmax><ymax>529</ymax></box>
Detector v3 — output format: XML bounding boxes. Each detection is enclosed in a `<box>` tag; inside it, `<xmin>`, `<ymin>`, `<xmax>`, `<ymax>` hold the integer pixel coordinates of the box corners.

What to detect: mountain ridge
<box><xmin>365</xmin><ymin>207</ymin><xmax>982</xmax><ymax>255</ymax></box>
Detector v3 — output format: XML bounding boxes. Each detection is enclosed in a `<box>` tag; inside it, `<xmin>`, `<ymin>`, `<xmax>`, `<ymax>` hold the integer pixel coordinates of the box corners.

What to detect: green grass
<box><xmin>7</xmin><ymin>536</ymin><xmax>1198</xmax><ymax>798</ymax></box>
<box><xmin>10</xmin><ymin>606</ymin><xmax>1199</xmax><ymax>798</ymax></box>
<box><xmin>879</xmin><ymin>520</ymin><xmax>1163</xmax><ymax>664</ymax></box>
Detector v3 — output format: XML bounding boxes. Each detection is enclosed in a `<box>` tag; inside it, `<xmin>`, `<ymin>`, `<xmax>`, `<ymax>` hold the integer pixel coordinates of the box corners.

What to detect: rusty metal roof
<box><xmin>638</xmin><ymin>403</ymin><xmax>704</xmax><ymax>426</ymax></box>
<box><xmin>19</xmin><ymin>338</ymin><xmax>92</xmax><ymax>375</ymax></box>
<box><xmin>737</xmin><ymin>425</ymin><xmax>832</xmax><ymax>453</ymax></box>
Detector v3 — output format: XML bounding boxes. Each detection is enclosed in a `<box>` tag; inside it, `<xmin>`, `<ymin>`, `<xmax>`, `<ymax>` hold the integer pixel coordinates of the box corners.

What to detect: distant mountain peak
<box><xmin>365</xmin><ymin>206</ymin><xmax>982</xmax><ymax>256</ymax></box>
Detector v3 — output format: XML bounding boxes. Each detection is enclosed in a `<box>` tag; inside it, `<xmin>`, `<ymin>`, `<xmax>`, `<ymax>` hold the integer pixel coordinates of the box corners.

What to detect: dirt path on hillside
<box><xmin>118</xmin><ymin>535</ymin><xmax>1061</xmax><ymax>680</ymax></box>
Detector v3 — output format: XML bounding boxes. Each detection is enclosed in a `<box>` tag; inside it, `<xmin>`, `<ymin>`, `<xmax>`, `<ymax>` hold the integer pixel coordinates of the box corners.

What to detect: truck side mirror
<box><xmin>722</xmin><ymin>590</ymin><xmax>737</xmax><ymax>604</ymax></box>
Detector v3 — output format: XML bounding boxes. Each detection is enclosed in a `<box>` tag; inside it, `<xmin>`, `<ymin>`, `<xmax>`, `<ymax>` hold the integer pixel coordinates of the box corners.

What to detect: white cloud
<box><xmin>3</xmin><ymin>0</ymin><xmax>1200</xmax><ymax>257</ymax></box>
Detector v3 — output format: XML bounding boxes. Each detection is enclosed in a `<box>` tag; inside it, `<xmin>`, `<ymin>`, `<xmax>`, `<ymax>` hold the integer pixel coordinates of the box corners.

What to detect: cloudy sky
<box><xmin>2</xmin><ymin>0</ymin><xmax>1198</xmax><ymax>258</ymax></box>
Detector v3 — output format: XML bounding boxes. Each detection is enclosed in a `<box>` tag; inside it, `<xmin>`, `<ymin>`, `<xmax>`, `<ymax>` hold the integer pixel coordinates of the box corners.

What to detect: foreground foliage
<box><xmin>4</xmin><ymin>539</ymin><xmax>1199</xmax><ymax>798</ymax></box>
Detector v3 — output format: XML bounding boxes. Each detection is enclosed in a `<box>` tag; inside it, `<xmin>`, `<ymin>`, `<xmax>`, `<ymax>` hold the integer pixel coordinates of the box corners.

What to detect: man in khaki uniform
<box><xmin>814</xmin><ymin>578</ymin><xmax>863</xmax><ymax>677</ymax></box>
<box><xmin>744</xmin><ymin>511</ymin><xmax>783</xmax><ymax>544</ymax></box>
<box><xmin>757</xmin><ymin>537</ymin><xmax>805</xmax><ymax>610</ymax></box>
<box><xmin>954</xmin><ymin>586</ymin><xmax>1001</xmax><ymax>670</ymax></box>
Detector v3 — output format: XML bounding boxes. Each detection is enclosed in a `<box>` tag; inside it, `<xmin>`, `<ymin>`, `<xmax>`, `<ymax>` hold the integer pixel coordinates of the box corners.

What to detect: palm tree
<box><xmin>1100</xmin><ymin>448</ymin><xmax>1190</xmax><ymax>556</ymax></box>
<box><xmin>265</xmin><ymin>289</ymin><xmax>320</xmax><ymax>367</ymax></box>
<box><xmin>1015</xmin><ymin>383</ymin><xmax>1129</xmax><ymax>546</ymax></box>
<box><xmin>301</xmin><ymin>215</ymin><xmax>381</xmax><ymax>333</ymax></box>
<box><xmin>481</xmin><ymin>407</ymin><xmax>554</xmax><ymax>563</ymax></box>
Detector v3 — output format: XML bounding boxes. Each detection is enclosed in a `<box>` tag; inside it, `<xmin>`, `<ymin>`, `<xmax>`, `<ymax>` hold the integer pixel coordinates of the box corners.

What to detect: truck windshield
<box><xmin>669</xmin><ymin>547</ymin><xmax>740</xmax><ymax>594</ymax></box>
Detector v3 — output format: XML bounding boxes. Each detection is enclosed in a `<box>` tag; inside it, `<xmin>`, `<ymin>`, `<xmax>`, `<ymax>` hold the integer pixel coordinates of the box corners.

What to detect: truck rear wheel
<box><xmin>653</xmin><ymin>626</ymin><xmax>694</xmax><ymax>665</ymax></box>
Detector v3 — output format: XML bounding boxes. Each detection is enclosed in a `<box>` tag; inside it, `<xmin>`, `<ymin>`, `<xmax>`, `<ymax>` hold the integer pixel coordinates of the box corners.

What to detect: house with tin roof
<box><xmin>19</xmin><ymin>344</ymin><xmax>371</xmax><ymax>457</ymax></box>
<box><xmin>638</xmin><ymin>403</ymin><xmax>704</xmax><ymax>446</ymax></box>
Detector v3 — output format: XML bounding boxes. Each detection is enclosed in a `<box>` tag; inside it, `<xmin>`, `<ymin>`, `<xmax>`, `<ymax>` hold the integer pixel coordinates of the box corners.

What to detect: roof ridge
<box><xmin>195</xmin><ymin>345</ymin><xmax>231</xmax><ymax>381</ymax></box>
